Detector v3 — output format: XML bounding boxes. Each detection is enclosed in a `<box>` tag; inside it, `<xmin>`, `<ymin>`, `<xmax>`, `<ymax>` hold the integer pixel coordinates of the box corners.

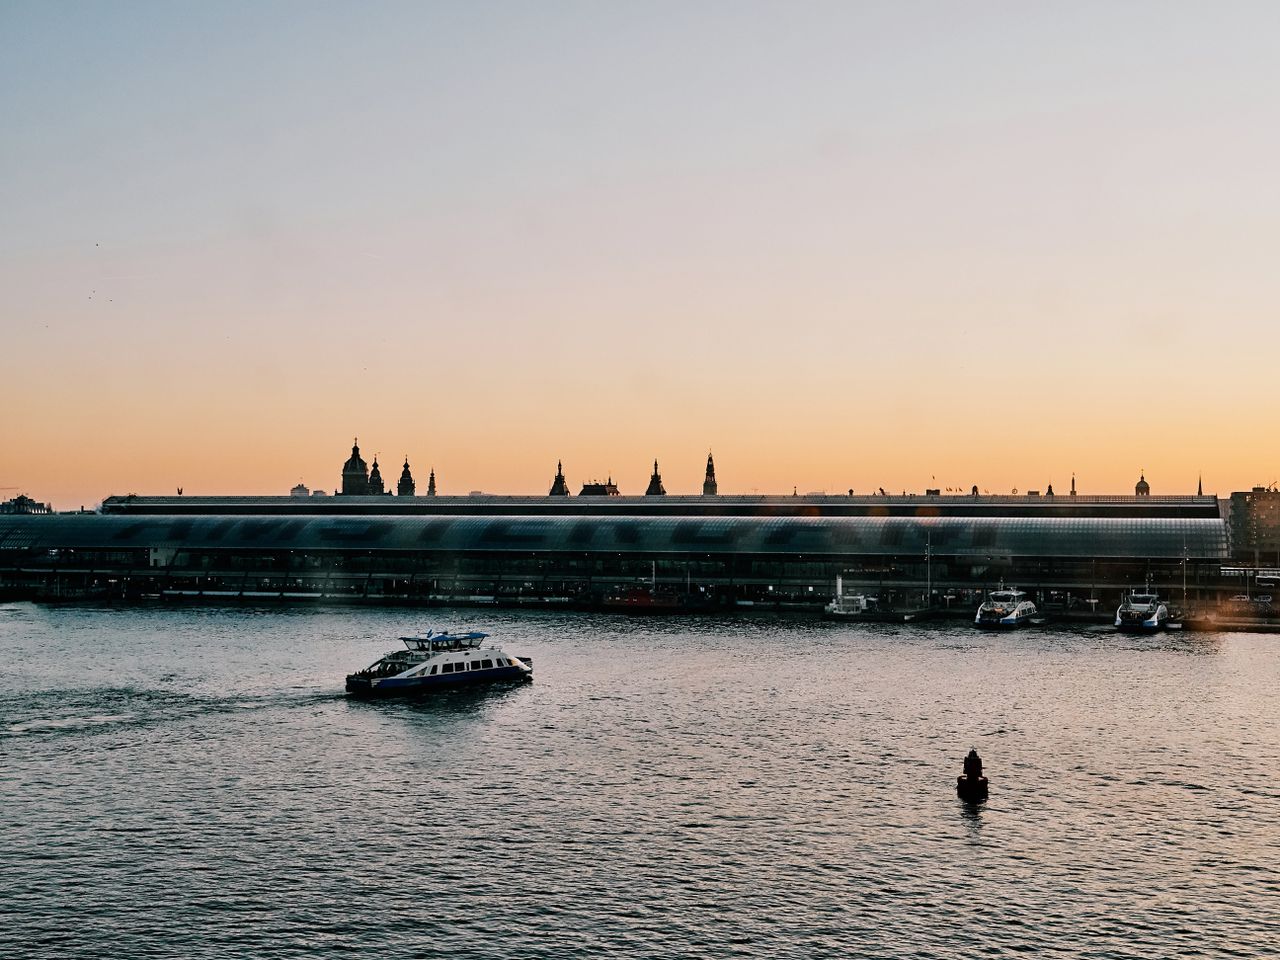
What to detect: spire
<box><xmin>397</xmin><ymin>457</ymin><xmax>415</xmax><ymax>497</ymax></box>
<box><xmin>645</xmin><ymin>459</ymin><xmax>666</xmax><ymax>496</ymax></box>
<box><xmin>1070</xmin><ymin>473</ymin><xmax>1076</xmax><ymax>496</ymax></box>
<box><xmin>427</xmin><ymin>468</ymin><xmax>437</xmax><ymax>497</ymax></box>
<box><xmin>1198</xmin><ymin>473</ymin><xmax>1203</xmax><ymax>497</ymax></box>
<box><xmin>368</xmin><ymin>456</ymin><xmax>385</xmax><ymax>495</ymax></box>
<box><xmin>549</xmin><ymin>459</ymin><xmax>569</xmax><ymax>496</ymax></box>
<box><xmin>703</xmin><ymin>450</ymin><xmax>718</xmax><ymax>496</ymax></box>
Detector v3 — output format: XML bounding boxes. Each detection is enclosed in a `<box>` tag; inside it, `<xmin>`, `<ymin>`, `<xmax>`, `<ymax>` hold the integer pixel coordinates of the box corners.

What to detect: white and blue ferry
<box><xmin>1115</xmin><ymin>590</ymin><xmax>1170</xmax><ymax>632</ymax></box>
<box><xmin>345</xmin><ymin>630</ymin><xmax>533</xmax><ymax>697</ymax></box>
<box><xmin>975</xmin><ymin>588</ymin><xmax>1037</xmax><ymax>628</ymax></box>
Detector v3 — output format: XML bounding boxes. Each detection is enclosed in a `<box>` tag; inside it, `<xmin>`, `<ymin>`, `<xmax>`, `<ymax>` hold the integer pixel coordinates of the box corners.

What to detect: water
<box><xmin>2</xmin><ymin>604</ymin><xmax>1278</xmax><ymax>959</ymax></box>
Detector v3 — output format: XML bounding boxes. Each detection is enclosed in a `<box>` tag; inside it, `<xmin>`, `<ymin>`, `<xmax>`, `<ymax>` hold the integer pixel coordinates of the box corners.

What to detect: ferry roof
<box><xmin>0</xmin><ymin>513</ymin><xmax>1230</xmax><ymax>560</ymax></box>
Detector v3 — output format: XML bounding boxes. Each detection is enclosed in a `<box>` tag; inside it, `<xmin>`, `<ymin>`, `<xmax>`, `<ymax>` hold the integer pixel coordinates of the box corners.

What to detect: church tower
<box><xmin>397</xmin><ymin>458</ymin><xmax>415</xmax><ymax>497</ymax></box>
<box><xmin>549</xmin><ymin>460</ymin><xmax>569</xmax><ymax>496</ymax></box>
<box><xmin>340</xmin><ymin>438</ymin><xmax>369</xmax><ymax>495</ymax></box>
<box><xmin>702</xmin><ymin>452</ymin><xmax>718</xmax><ymax>496</ymax></box>
<box><xmin>1135</xmin><ymin>472</ymin><xmax>1150</xmax><ymax>496</ymax></box>
<box><xmin>427</xmin><ymin>469</ymin><xmax>437</xmax><ymax>497</ymax></box>
<box><xmin>645</xmin><ymin>459</ymin><xmax>667</xmax><ymax>496</ymax></box>
<box><xmin>368</xmin><ymin>457</ymin><xmax>385</xmax><ymax>495</ymax></box>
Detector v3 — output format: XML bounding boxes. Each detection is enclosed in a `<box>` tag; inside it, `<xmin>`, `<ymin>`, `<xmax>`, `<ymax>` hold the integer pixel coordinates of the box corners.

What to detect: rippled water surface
<box><xmin>2</xmin><ymin>604</ymin><xmax>1279</xmax><ymax>959</ymax></box>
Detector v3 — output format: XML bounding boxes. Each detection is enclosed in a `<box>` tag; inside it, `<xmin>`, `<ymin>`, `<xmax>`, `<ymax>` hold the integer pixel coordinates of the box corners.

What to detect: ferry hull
<box><xmin>975</xmin><ymin>616</ymin><xmax>1032</xmax><ymax>629</ymax></box>
<box><xmin>346</xmin><ymin>663</ymin><xmax>532</xmax><ymax>698</ymax></box>
<box><xmin>1115</xmin><ymin>618</ymin><xmax>1168</xmax><ymax>633</ymax></box>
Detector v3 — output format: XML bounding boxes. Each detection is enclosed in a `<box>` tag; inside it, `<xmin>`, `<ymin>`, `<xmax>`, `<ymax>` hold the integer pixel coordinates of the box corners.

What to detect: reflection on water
<box><xmin>1</xmin><ymin>604</ymin><xmax>1277</xmax><ymax>959</ymax></box>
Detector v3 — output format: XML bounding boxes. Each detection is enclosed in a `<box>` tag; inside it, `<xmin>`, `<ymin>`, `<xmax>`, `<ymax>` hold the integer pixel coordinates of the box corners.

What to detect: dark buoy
<box><xmin>957</xmin><ymin>747</ymin><xmax>988</xmax><ymax>802</ymax></box>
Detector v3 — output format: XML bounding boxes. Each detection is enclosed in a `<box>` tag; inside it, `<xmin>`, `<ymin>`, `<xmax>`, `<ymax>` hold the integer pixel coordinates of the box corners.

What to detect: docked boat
<box><xmin>1115</xmin><ymin>590</ymin><xmax>1170</xmax><ymax>632</ymax></box>
<box><xmin>824</xmin><ymin>576</ymin><xmax>930</xmax><ymax>622</ymax></box>
<box><xmin>345</xmin><ymin>630</ymin><xmax>532</xmax><ymax>697</ymax></box>
<box><xmin>975</xmin><ymin>587</ymin><xmax>1037</xmax><ymax>628</ymax></box>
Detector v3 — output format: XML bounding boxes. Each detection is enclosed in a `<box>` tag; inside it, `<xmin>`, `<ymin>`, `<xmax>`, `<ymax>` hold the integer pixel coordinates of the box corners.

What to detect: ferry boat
<box><xmin>824</xmin><ymin>575</ymin><xmax>928</xmax><ymax>622</ymax></box>
<box><xmin>975</xmin><ymin>588</ymin><xmax>1037</xmax><ymax>628</ymax></box>
<box><xmin>345</xmin><ymin>630</ymin><xmax>532</xmax><ymax>697</ymax></box>
<box><xmin>1115</xmin><ymin>590</ymin><xmax>1170</xmax><ymax>632</ymax></box>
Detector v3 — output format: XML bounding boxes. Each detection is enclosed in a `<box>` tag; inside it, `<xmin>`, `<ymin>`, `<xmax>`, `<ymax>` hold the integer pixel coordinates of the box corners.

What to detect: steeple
<box><xmin>1197</xmin><ymin>473</ymin><xmax>1203</xmax><ymax>497</ymax></box>
<box><xmin>340</xmin><ymin>437</ymin><xmax>369</xmax><ymax>495</ymax></box>
<box><xmin>368</xmin><ymin>456</ymin><xmax>385</xmax><ymax>495</ymax></box>
<box><xmin>1070</xmin><ymin>473</ymin><xmax>1076</xmax><ymax>496</ymax></box>
<box><xmin>397</xmin><ymin>457</ymin><xmax>415</xmax><ymax>497</ymax></box>
<box><xmin>702</xmin><ymin>451</ymin><xmax>718</xmax><ymax>496</ymax></box>
<box><xmin>645</xmin><ymin>459</ymin><xmax>666</xmax><ymax>496</ymax></box>
<box><xmin>427</xmin><ymin>468</ymin><xmax>437</xmax><ymax>497</ymax></box>
<box><xmin>549</xmin><ymin>459</ymin><xmax>569</xmax><ymax>496</ymax></box>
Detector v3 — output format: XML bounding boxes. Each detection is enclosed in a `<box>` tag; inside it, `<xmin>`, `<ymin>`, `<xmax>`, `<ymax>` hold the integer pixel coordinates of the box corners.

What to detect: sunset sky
<box><xmin>3</xmin><ymin>2</ymin><xmax>1278</xmax><ymax>508</ymax></box>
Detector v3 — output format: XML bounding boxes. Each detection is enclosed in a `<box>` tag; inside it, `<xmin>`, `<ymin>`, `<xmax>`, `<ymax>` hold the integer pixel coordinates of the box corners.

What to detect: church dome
<box><xmin>1135</xmin><ymin>472</ymin><xmax>1150</xmax><ymax>496</ymax></box>
<box><xmin>343</xmin><ymin>440</ymin><xmax>367</xmax><ymax>474</ymax></box>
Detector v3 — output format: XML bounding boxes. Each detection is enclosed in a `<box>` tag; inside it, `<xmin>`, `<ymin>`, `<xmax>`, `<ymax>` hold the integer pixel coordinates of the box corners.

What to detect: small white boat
<box><xmin>975</xmin><ymin>588</ymin><xmax>1037</xmax><ymax>628</ymax></box>
<box><xmin>824</xmin><ymin>575</ymin><xmax>922</xmax><ymax>622</ymax></box>
<box><xmin>345</xmin><ymin>630</ymin><xmax>532</xmax><ymax>697</ymax></box>
<box><xmin>1115</xmin><ymin>590</ymin><xmax>1169</xmax><ymax>632</ymax></box>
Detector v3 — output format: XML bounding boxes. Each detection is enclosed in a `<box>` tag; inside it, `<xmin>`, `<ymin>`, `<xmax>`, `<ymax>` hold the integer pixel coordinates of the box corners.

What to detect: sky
<box><xmin>2</xmin><ymin>1</ymin><xmax>1278</xmax><ymax>508</ymax></box>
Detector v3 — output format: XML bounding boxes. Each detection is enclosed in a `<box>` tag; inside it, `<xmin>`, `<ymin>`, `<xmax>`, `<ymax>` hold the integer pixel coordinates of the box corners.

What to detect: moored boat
<box><xmin>823</xmin><ymin>576</ymin><xmax>928</xmax><ymax>622</ymax></box>
<box><xmin>975</xmin><ymin>587</ymin><xmax>1037</xmax><ymax>628</ymax></box>
<box><xmin>345</xmin><ymin>630</ymin><xmax>532</xmax><ymax>697</ymax></box>
<box><xmin>1115</xmin><ymin>590</ymin><xmax>1169</xmax><ymax>632</ymax></box>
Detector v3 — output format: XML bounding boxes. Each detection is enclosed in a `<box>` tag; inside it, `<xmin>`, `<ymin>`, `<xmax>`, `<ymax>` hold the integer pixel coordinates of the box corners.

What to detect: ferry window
<box><xmin>429</xmin><ymin>665</ymin><xmax>438</xmax><ymax>675</ymax></box>
<box><xmin>441</xmin><ymin>663</ymin><xmax>454</xmax><ymax>674</ymax></box>
<box><xmin>469</xmin><ymin>661</ymin><xmax>481</xmax><ymax>671</ymax></box>
<box><xmin>481</xmin><ymin>659</ymin><xmax>493</xmax><ymax>669</ymax></box>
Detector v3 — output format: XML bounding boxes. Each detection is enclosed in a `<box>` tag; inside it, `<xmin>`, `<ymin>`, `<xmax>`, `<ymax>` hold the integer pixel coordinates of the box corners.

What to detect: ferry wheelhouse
<box><xmin>1115</xmin><ymin>591</ymin><xmax>1170</xmax><ymax>632</ymax></box>
<box><xmin>345</xmin><ymin>630</ymin><xmax>532</xmax><ymax>697</ymax></box>
<box><xmin>975</xmin><ymin>588</ymin><xmax>1037</xmax><ymax>628</ymax></box>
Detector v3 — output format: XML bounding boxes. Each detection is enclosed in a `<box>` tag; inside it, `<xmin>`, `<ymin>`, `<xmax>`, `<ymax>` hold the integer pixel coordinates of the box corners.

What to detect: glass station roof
<box><xmin>0</xmin><ymin>514</ymin><xmax>1231</xmax><ymax>560</ymax></box>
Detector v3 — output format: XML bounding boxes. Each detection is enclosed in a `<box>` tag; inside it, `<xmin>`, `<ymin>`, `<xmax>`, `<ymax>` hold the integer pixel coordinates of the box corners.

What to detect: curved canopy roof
<box><xmin>0</xmin><ymin>514</ymin><xmax>1230</xmax><ymax>560</ymax></box>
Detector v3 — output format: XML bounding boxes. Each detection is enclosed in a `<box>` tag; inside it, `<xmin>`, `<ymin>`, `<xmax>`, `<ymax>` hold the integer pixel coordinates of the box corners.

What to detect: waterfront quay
<box><xmin>6</xmin><ymin>492</ymin><xmax>1276</xmax><ymax>625</ymax></box>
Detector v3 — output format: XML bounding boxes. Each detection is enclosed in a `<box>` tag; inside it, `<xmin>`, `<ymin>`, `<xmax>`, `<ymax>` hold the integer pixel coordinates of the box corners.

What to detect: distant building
<box><xmin>397</xmin><ymin>459</ymin><xmax>415</xmax><ymax>497</ymax></box>
<box><xmin>702</xmin><ymin>453</ymin><xmax>718</xmax><ymax>496</ymax></box>
<box><xmin>290</xmin><ymin>483</ymin><xmax>310</xmax><ymax>498</ymax></box>
<box><xmin>427</xmin><ymin>469</ymin><xmax>437</xmax><ymax>497</ymax></box>
<box><xmin>1229</xmin><ymin>486</ymin><xmax>1280</xmax><ymax>563</ymax></box>
<box><xmin>645</xmin><ymin>460</ymin><xmax>666</xmax><ymax>496</ymax></box>
<box><xmin>1135</xmin><ymin>472</ymin><xmax>1150</xmax><ymax>496</ymax></box>
<box><xmin>340</xmin><ymin>439</ymin><xmax>370</xmax><ymax>495</ymax></box>
<box><xmin>0</xmin><ymin>494</ymin><xmax>51</xmax><ymax>515</ymax></box>
<box><xmin>368</xmin><ymin>458</ymin><xmax>386</xmax><ymax>495</ymax></box>
<box><xmin>580</xmin><ymin>477</ymin><xmax>620</xmax><ymax>496</ymax></box>
<box><xmin>549</xmin><ymin>461</ymin><xmax>569</xmax><ymax>496</ymax></box>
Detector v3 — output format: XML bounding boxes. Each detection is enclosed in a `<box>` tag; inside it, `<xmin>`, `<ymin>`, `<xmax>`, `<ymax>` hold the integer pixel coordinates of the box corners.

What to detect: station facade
<box><xmin>0</xmin><ymin>491</ymin><xmax>1237</xmax><ymax>612</ymax></box>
